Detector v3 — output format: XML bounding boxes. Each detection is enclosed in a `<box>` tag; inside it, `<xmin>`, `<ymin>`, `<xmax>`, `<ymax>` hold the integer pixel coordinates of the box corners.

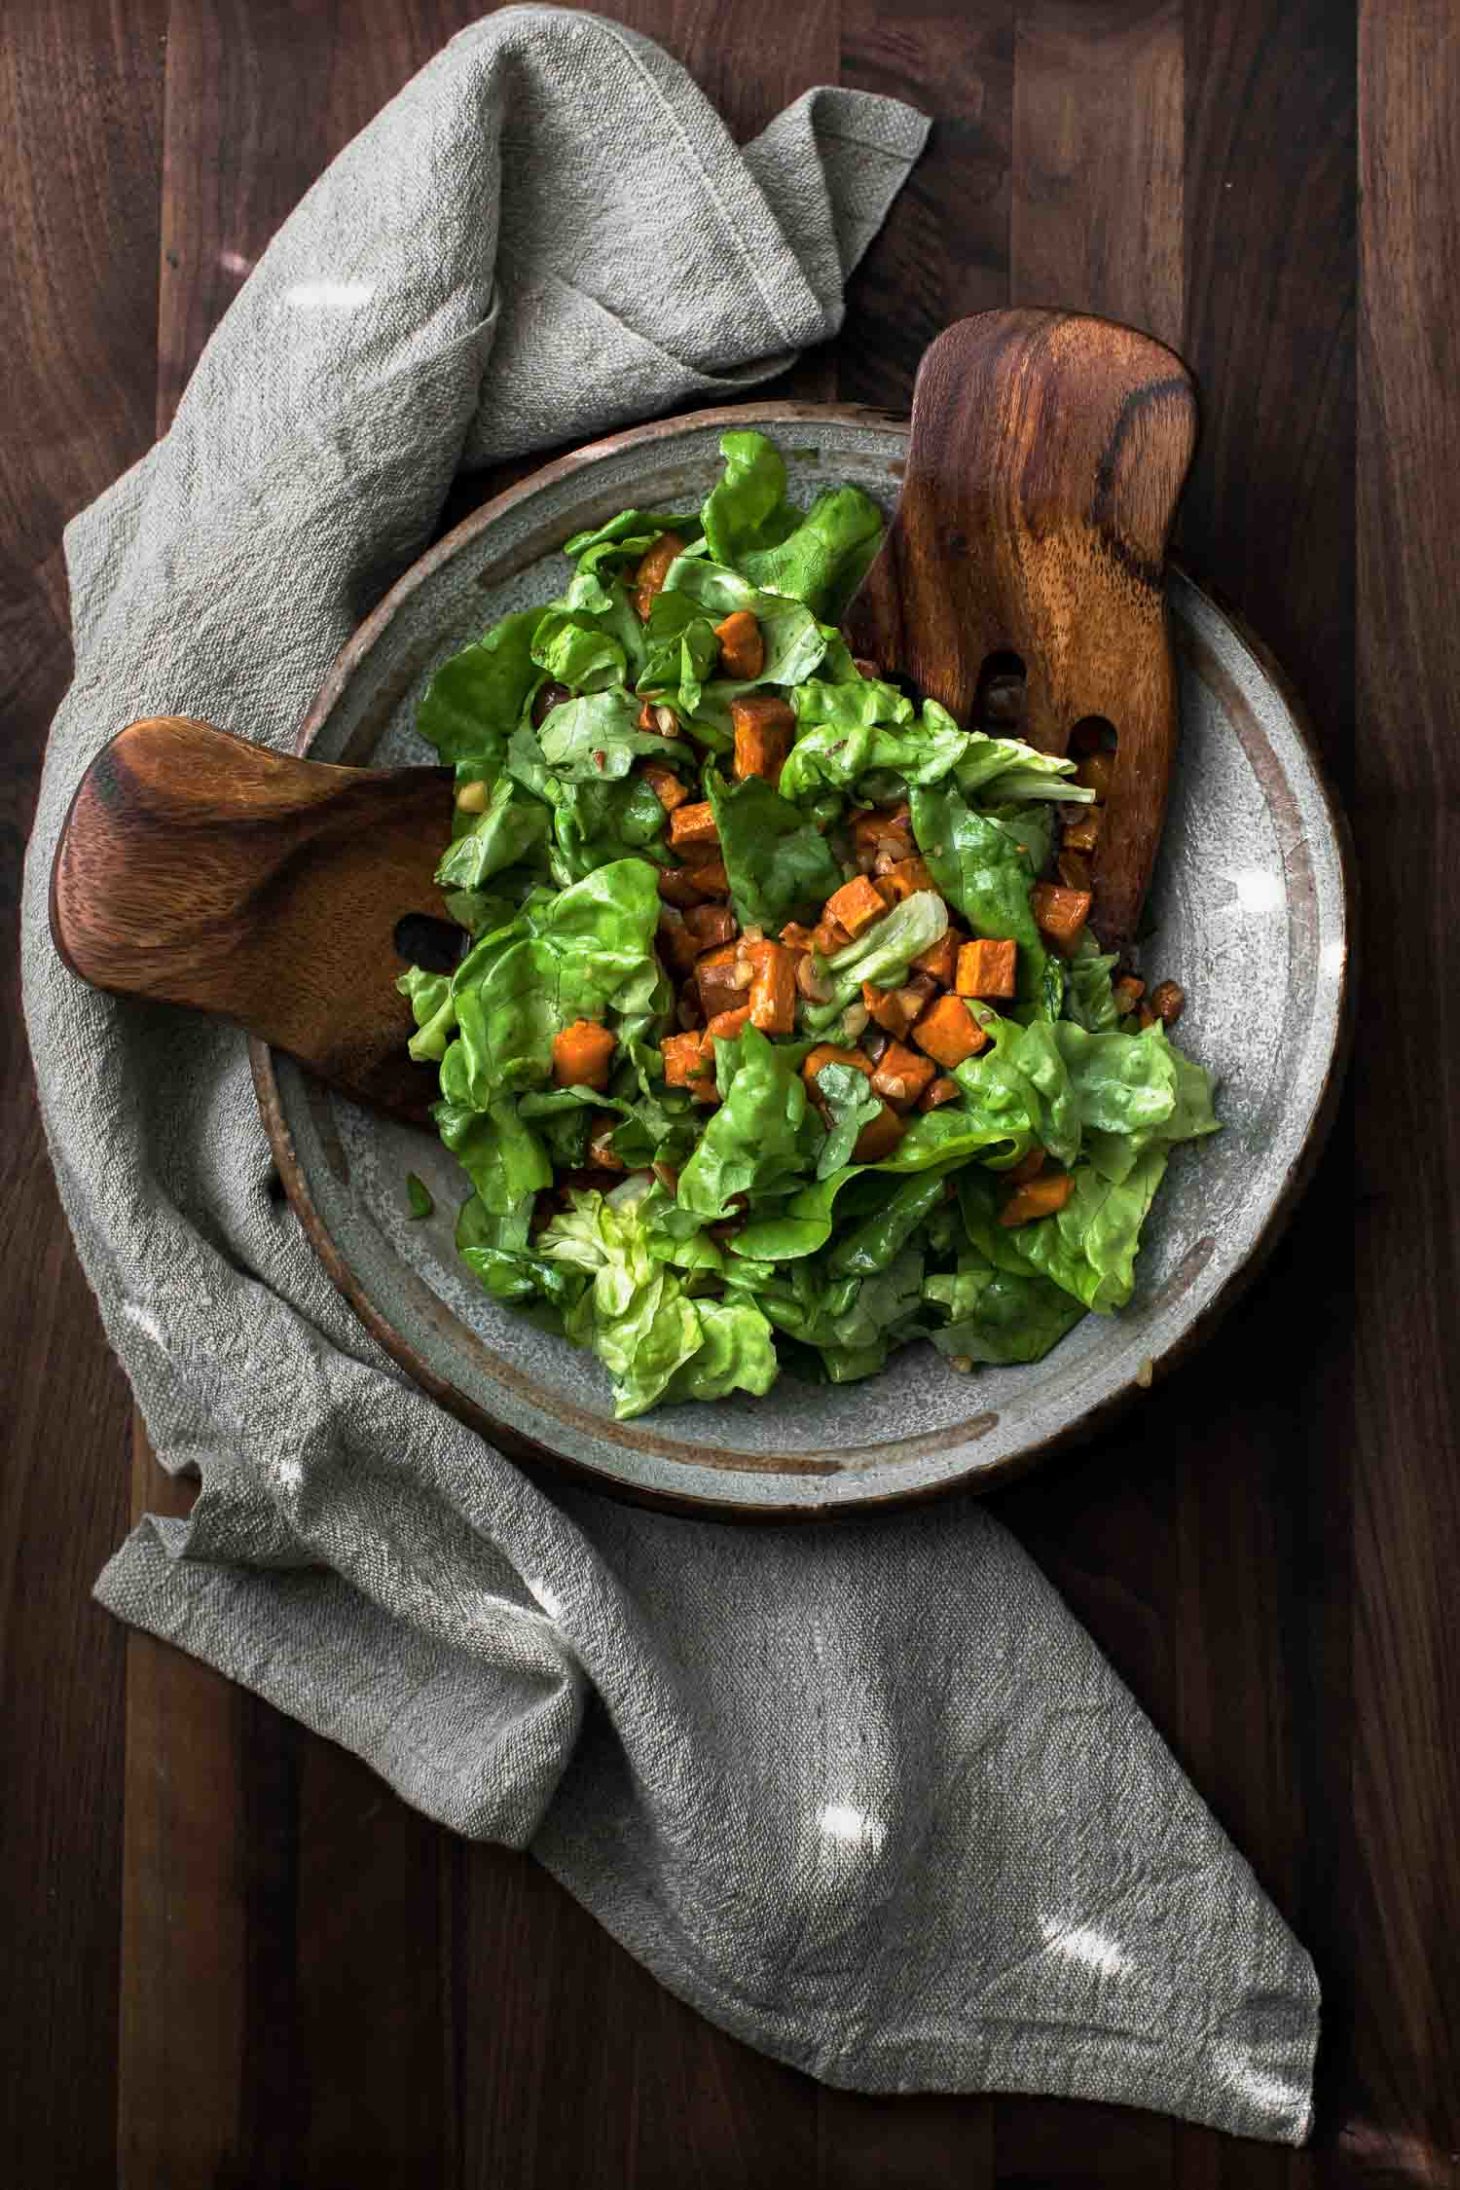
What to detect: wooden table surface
<box><xmin>3</xmin><ymin>2</ymin><xmax>1456</xmax><ymax>2185</ymax></box>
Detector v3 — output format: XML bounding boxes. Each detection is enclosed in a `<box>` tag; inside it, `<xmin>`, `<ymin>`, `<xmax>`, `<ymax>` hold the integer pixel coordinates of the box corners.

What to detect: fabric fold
<box><xmin>23</xmin><ymin>4</ymin><xmax>1317</xmax><ymax>2143</ymax></box>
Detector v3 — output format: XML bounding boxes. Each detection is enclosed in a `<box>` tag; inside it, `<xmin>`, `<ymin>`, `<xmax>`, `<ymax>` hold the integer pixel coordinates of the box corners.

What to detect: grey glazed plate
<box><xmin>252</xmin><ymin>403</ymin><xmax>1351</xmax><ymax>1516</ymax></box>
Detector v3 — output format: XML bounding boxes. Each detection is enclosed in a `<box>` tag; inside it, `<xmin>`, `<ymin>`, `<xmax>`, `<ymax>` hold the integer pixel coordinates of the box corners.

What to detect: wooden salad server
<box><xmin>51</xmin><ymin>309</ymin><xmax>1196</xmax><ymax>1122</ymax></box>
<box><xmin>844</xmin><ymin>308</ymin><xmax>1197</xmax><ymax>947</ymax></box>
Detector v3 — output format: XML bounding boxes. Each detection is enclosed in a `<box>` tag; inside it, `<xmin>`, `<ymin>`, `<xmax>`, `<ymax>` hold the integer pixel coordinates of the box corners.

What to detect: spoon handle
<box><xmin>843</xmin><ymin>309</ymin><xmax>1198</xmax><ymax>947</ymax></box>
<box><xmin>50</xmin><ymin>715</ymin><xmax>451</xmax><ymax>1118</ymax></box>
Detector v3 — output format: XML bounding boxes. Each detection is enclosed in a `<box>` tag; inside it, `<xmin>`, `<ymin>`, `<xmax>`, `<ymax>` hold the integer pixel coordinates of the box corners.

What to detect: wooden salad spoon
<box><xmin>50</xmin><ymin>309</ymin><xmax>1197</xmax><ymax>1123</ymax></box>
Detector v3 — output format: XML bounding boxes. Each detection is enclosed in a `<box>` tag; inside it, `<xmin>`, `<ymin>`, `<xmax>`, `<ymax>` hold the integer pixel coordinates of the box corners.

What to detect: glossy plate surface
<box><xmin>253</xmin><ymin>404</ymin><xmax>1351</xmax><ymax>1514</ymax></box>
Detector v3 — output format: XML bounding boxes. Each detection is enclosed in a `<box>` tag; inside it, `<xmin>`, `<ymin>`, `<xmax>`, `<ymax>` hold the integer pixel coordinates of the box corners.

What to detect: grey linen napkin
<box><xmin>20</xmin><ymin>5</ymin><xmax>1319</xmax><ymax>2141</ymax></box>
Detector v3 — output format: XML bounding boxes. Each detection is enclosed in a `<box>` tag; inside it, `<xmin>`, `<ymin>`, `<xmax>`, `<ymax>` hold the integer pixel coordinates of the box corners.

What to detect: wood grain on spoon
<box><xmin>49</xmin><ymin>715</ymin><xmax>452</xmax><ymax>1120</ymax></box>
<box><xmin>843</xmin><ymin>309</ymin><xmax>1197</xmax><ymax>945</ymax></box>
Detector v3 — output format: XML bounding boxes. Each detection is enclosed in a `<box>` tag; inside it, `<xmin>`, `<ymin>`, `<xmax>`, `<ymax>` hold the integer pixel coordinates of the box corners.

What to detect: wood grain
<box><xmin>0</xmin><ymin>3</ymin><xmax>164</xmax><ymax>2187</ymax></box>
<box><xmin>51</xmin><ymin>715</ymin><xmax>451</xmax><ymax>1119</ymax></box>
<box><xmin>843</xmin><ymin>306</ymin><xmax>1196</xmax><ymax>943</ymax></box>
<box><xmin>3</xmin><ymin>0</ymin><xmax>1457</xmax><ymax>2185</ymax></box>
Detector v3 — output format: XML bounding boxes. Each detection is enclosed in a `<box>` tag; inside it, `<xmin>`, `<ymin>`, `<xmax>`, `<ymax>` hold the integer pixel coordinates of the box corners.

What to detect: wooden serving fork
<box><xmin>51</xmin><ymin>310</ymin><xmax>1196</xmax><ymax>1119</ymax></box>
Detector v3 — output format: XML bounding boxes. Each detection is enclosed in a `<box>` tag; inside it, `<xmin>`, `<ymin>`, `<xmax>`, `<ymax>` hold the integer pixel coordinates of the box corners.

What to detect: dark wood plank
<box><xmin>991</xmin><ymin>6</ymin><xmax>1186</xmax><ymax>2182</ymax></box>
<box><xmin>1351</xmin><ymin>0</ymin><xmax>1460</xmax><ymax>2177</ymax></box>
<box><xmin>0</xmin><ymin>1</ymin><xmax>166</xmax><ymax>2185</ymax></box>
<box><xmin>842</xmin><ymin>0</ymin><xmax>1015</xmax><ymax>410</ymax></box>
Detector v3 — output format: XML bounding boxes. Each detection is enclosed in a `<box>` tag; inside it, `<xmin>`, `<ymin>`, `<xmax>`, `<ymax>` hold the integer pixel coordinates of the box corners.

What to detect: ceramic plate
<box><xmin>252</xmin><ymin>404</ymin><xmax>1351</xmax><ymax>1515</ymax></box>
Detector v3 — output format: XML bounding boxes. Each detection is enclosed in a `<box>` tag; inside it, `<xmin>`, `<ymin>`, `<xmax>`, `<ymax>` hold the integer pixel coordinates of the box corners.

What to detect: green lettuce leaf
<box><xmin>955</xmin><ymin>729</ymin><xmax>1095</xmax><ymax>805</ymax></box>
<box><xmin>676</xmin><ymin>1025</ymin><xmax>819</xmax><ymax>1224</ymax></box>
<box><xmin>956</xmin><ymin>1151</ymin><xmax>1169</xmax><ymax>1313</ymax></box>
<box><xmin>779</xmin><ymin>695</ymin><xmax>969</xmax><ymax>801</ymax></box>
<box><xmin>707</xmin><ymin>768</ymin><xmax>844</xmax><ymax>932</ymax></box>
<box><xmin>924</xmin><ymin>1251</ymin><xmax>1086</xmax><ymax>1363</ymax></box>
<box><xmin>439</xmin><ymin>861</ymin><xmax>661</xmax><ymax>1108</ymax></box>
<box><xmin>813</xmin><ymin>1062</ymin><xmax>885</xmax><ymax>1179</ymax></box>
<box><xmin>698</xmin><ymin>430</ymin><xmax>883</xmax><ymax>619</ymax></box>
<box><xmin>802</xmin><ymin>889</ymin><xmax>949</xmax><ymax>1032</ymax></box>
<box><xmin>416</xmin><ymin>610</ymin><xmax>542</xmax><ymax>767</ymax></box>
<box><xmin>536</xmin><ymin>691</ymin><xmax>679</xmax><ymax>779</ymax></box>
<box><xmin>435</xmin><ymin>777</ymin><xmax>549</xmax><ymax>891</ymax></box>
<box><xmin>910</xmin><ymin>783</ymin><xmax>1050</xmax><ymax>1010</ymax></box>
<box><xmin>540</xmin><ymin>1181</ymin><xmax>777</xmax><ymax>1417</ymax></box>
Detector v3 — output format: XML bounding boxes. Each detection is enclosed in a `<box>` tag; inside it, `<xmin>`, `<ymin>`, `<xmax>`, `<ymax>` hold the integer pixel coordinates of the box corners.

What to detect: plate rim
<box><xmin>251</xmin><ymin>399</ymin><xmax>1355</xmax><ymax>1520</ymax></box>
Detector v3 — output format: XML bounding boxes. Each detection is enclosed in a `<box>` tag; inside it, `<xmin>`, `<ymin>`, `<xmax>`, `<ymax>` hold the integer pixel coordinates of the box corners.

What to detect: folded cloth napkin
<box><xmin>21</xmin><ymin>4</ymin><xmax>1319</xmax><ymax>2140</ymax></box>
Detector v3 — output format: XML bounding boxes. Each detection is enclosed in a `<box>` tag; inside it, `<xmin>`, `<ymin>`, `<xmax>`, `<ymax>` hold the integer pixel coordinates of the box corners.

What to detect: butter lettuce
<box><xmin>404</xmin><ymin>429</ymin><xmax>1218</xmax><ymax>1414</ymax></box>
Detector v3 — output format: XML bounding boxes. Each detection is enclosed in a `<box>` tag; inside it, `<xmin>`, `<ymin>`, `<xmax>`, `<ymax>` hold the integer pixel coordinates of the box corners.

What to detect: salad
<box><xmin>400</xmin><ymin>432</ymin><xmax>1217</xmax><ymax>1418</ymax></box>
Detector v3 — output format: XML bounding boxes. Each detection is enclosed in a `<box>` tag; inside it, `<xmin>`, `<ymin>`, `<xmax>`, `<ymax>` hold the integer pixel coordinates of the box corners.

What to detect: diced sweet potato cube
<box><xmin>876</xmin><ymin>856</ymin><xmax>936</xmax><ymax>904</ymax></box>
<box><xmin>1031</xmin><ymin>882</ymin><xmax>1093</xmax><ymax>951</ymax></box>
<box><xmin>1006</xmin><ymin>1147</ymin><xmax>1046</xmax><ymax>1186</ymax></box>
<box><xmin>730</xmin><ymin>693</ymin><xmax>795</xmax><ymax>785</ymax></box>
<box><xmin>658</xmin><ymin>911</ymin><xmax>699</xmax><ymax>977</ymax></box>
<box><xmin>853</xmin><ymin>1103</ymin><xmax>907</xmax><ymax>1162</ymax></box>
<box><xmin>913</xmin><ymin>929</ymin><xmax>961</xmax><ymax>987</ymax></box>
<box><xmin>641</xmin><ymin>762</ymin><xmax>688</xmax><ymax>812</ymax></box>
<box><xmin>697</xmin><ymin>942</ymin><xmax>754</xmax><ymax>1019</ymax></box>
<box><xmin>680</xmin><ymin>856</ymin><xmax>728</xmax><ymax>900</ymax></box>
<box><xmin>1057</xmin><ymin>849</ymin><xmax>1093</xmax><ymax>892</ymax></box>
<box><xmin>661</xmin><ymin>1028</ymin><xmax>712</xmax><ymax>1087</ymax></box>
<box><xmin>747</xmin><ymin>941</ymin><xmax>796</xmax><ymax>1035</ymax></box>
<box><xmin>870</xmin><ymin>1040</ymin><xmax>937</xmax><ymax>1111</ymax></box>
<box><xmin>850</xmin><ymin>804</ymin><xmax>913</xmax><ymax>862</ymax></box>
<box><xmin>862</xmin><ymin>982</ymin><xmax>912</xmax><ymax>1037</ymax></box>
<box><xmin>668</xmin><ymin>800</ymin><xmax>719</xmax><ymax>851</ymax></box>
<box><xmin>1062</xmin><ymin>807</ymin><xmax>1102</xmax><ymax>852</ymax></box>
<box><xmin>824</xmin><ymin>874</ymin><xmax>888</xmax><ymax>940</ymax></box>
<box><xmin>916</xmin><ymin>1075</ymin><xmax>961</xmax><ymax>1112</ymax></box>
<box><xmin>778</xmin><ymin>921</ymin><xmax>816</xmax><ymax>957</ymax></box>
<box><xmin>714</xmin><ymin>610</ymin><xmax>766</xmax><ymax>681</ymax></box>
<box><xmin>552</xmin><ymin>1018</ymin><xmax>616</xmax><ymax>1090</ymax></box>
<box><xmin>1074</xmin><ymin>750</ymin><xmax>1115</xmax><ymax>799</ymax></box>
<box><xmin>812</xmin><ymin>911</ymin><xmax>851</xmax><ymax>958</ymax></box>
<box><xmin>911</xmin><ymin>993</ymin><xmax>989</xmax><ymax>1069</ymax></box>
<box><xmin>1113</xmin><ymin>974</ymin><xmax>1145</xmax><ymax>1013</ymax></box>
<box><xmin>658</xmin><ymin>866</ymin><xmax>703</xmax><ymax>911</ymax></box>
<box><xmin>956</xmin><ymin>938</ymin><xmax>1018</xmax><ymax>1000</ymax></box>
<box><xmin>706</xmin><ymin>1004</ymin><xmax>753</xmax><ymax>1041</ymax></box>
<box><xmin>998</xmin><ymin>1171</ymin><xmax>1075</xmax><ymax>1227</ymax></box>
<box><xmin>683</xmin><ymin>903</ymin><xmax>738</xmax><ymax>953</ymax></box>
<box><xmin>633</xmin><ymin>530</ymin><xmax>685</xmax><ymax>621</ymax></box>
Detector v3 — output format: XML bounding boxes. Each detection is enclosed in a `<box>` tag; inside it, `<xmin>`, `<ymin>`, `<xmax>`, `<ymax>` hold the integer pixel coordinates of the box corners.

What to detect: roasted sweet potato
<box><xmin>697</xmin><ymin>942</ymin><xmax>754</xmax><ymax>1020</ymax></box>
<box><xmin>811</xmin><ymin>911</ymin><xmax>851</xmax><ymax>958</ymax></box>
<box><xmin>778</xmin><ymin>921</ymin><xmax>816</xmax><ymax>957</ymax></box>
<box><xmin>862</xmin><ymin>981</ymin><xmax>912</xmax><ymax>1037</ymax></box>
<box><xmin>1062</xmin><ymin>807</ymin><xmax>1102</xmax><ymax>852</ymax></box>
<box><xmin>916</xmin><ymin>1075</ymin><xmax>961</xmax><ymax>1112</ymax></box>
<box><xmin>661</xmin><ymin>1029</ymin><xmax>711</xmax><ymax>1086</ymax></box>
<box><xmin>706</xmin><ymin>1004</ymin><xmax>753</xmax><ymax>1041</ymax></box>
<box><xmin>870</xmin><ymin>1040</ymin><xmax>937</xmax><ymax>1110</ymax></box>
<box><xmin>668</xmin><ymin>800</ymin><xmax>720</xmax><ymax>851</ymax></box>
<box><xmin>1031</xmin><ymin>882</ymin><xmax>1092</xmax><ymax>951</ymax></box>
<box><xmin>730</xmin><ymin>693</ymin><xmax>795</xmax><ymax>785</ymax></box>
<box><xmin>908</xmin><ymin>930</ymin><xmax>956</xmax><ymax>987</ymax></box>
<box><xmin>956</xmin><ymin>938</ymin><xmax>1018</xmax><ymax>1000</ymax></box>
<box><xmin>824</xmin><ymin>874</ymin><xmax>888</xmax><ymax>940</ymax></box>
<box><xmin>552</xmin><ymin>1019</ymin><xmax>616</xmax><ymax>1091</ymax></box>
<box><xmin>657</xmin><ymin>910</ymin><xmax>699</xmax><ymax>977</ymax></box>
<box><xmin>641</xmin><ymin>761</ymin><xmax>689</xmax><ymax>812</ymax></box>
<box><xmin>911</xmin><ymin>993</ymin><xmax>989</xmax><ymax>1069</ymax></box>
<box><xmin>587</xmin><ymin>1114</ymin><xmax>626</xmax><ymax>1171</ymax></box>
<box><xmin>850</xmin><ymin>803</ymin><xmax>913</xmax><ymax>865</ymax></box>
<box><xmin>1113</xmin><ymin>974</ymin><xmax>1145</xmax><ymax>1015</ymax></box>
<box><xmin>747</xmin><ymin>941</ymin><xmax>796</xmax><ymax>1036</ymax></box>
<box><xmin>633</xmin><ymin>530</ymin><xmax>685</xmax><ymax>621</ymax></box>
<box><xmin>683</xmin><ymin>902</ymin><xmax>739</xmax><ymax>953</ymax></box>
<box><xmin>875</xmin><ymin>855</ymin><xmax>937</xmax><ymax>904</ymax></box>
<box><xmin>853</xmin><ymin>1103</ymin><xmax>907</xmax><ymax>1162</ymax></box>
<box><xmin>1006</xmin><ymin>1147</ymin><xmax>1046</xmax><ymax>1187</ymax></box>
<box><xmin>657</xmin><ymin>866</ymin><xmax>703</xmax><ymax>910</ymax></box>
<box><xmin>998</xmin><ymin>1171</ymin><xmax>1074</xmax><ymax>1227</ymax></box>
<box><xmin>714</xmin><ymin>610</ymin><xmax>766</xmax><ymax>681</ymax></box>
